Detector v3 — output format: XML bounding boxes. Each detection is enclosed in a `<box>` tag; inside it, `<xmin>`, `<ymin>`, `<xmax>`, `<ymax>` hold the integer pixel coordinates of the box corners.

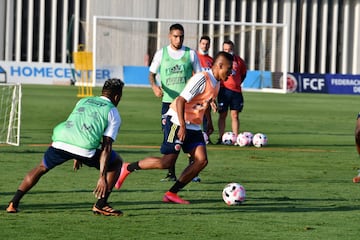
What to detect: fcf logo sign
<box><xmin>300</xmin><ymin>74</ymin><xmax>327</xmax><ymax>93</ymax></box>
<box><xmin>303</xmin><ymin>78</ymin><xmax>325</xmax><ymax>90</ymax></box>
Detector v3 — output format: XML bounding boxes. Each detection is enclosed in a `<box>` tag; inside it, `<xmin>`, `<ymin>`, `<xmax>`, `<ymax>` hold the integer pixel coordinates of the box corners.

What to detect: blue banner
<box><xmin>327</xmin><ymin>74</ymin><xmax>360</xmax><ymax>94</ymax></box>
<box><xmin>288</xmin><ymin>72</ymin><xmax>360</xmax><ymax>95</ymax></box>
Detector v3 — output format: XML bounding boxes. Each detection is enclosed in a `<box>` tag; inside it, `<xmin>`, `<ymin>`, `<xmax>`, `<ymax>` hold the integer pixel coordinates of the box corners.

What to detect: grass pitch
<box><xmin>1</xmin><ymin>85</ymin><xmax>360</xmax><ymax>240</ymax></box>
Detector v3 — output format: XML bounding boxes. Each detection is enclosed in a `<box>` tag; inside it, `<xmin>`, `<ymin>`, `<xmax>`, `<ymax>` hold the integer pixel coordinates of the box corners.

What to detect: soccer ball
<box><xmin>222</xmin><ymin>132</ymin><xmax>237</xmax><ymax>145</ymax></box>
<box><xmin>252</xmin><ymin>133</ymin><xmax>268</xmax><ymax>148</ymax></box>
<box><xmin>236</xmin><ymin>131</ymin><xmax>253</xmax><ymax>147</ymax></box>
<box><xmin>243</xmin><ymin>131</ymin><xmax>254</xmax><ymax>143</ymax></box>
<box><xmin>222</xmin><ymin>183</ymin><xmax>246</xmax><ymax>205</ymax></box>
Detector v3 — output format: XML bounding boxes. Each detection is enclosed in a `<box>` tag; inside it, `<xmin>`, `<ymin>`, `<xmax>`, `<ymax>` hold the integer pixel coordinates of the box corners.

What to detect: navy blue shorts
<box><xmin>160</xmin><ymin>116</ymin><xmax>206</xmax><ymax>155</ymax></box>
<box><xmin>161</xmin><ymin>102</ymin><xmax>171</xmax><ymax>130</ymax></box>
<box><xmin>217</xmin><ymin>87</ymin><xmax>244</xmax><ymax>113</ymax></box>
<box><xmin>43</xmin><ymin>146</ymin><xmax>117</xmax><ymax>170</ymax></box>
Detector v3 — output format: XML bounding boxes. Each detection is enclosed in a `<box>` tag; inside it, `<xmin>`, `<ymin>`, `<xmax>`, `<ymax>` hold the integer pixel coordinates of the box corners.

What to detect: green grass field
<box><xmin>1</xmin><ymin>85</ymin><xmax>360</xmax><ymax>240</ymax></box>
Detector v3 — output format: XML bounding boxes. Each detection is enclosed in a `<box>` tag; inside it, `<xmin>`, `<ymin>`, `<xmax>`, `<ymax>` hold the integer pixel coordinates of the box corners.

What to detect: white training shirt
<box><xmin>166</xmin><ymin>69</ymin><xmax>219</xmax><ymax>130</ymax></box>
<box><xmin>149</xmin><ymin>45</ymin><xmax>202</xmax><ymax>78</ymax></box>
<box><xmin>52</xmin><ymin>96</ymin><xmax>122</xmax><ymax>158</ymax></box>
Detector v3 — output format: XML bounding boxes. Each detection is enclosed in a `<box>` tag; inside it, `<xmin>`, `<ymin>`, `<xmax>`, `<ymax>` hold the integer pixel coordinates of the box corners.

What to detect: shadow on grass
<box><xmin>3</xmin><ymin>196</ymin><xmax>360</xmax><ymax>216</ymax></box>
<box><xmin>2</xmin><ymin>187</ymin><xmax>360</xmax><ymax>215</ymax></box>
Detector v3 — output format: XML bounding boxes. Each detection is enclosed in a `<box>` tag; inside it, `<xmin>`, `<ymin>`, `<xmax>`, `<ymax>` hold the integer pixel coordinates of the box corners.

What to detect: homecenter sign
<box><xmin>0</xmin><ymin>61</ymin><xmax>111</xmax><ymax>85</ymax></box>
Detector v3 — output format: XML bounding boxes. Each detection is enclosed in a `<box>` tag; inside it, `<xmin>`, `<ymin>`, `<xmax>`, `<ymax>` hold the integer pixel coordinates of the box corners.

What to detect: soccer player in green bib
<box><xmin>148</xmin><ymin>23</ymin><xmax>201</xmax><ymax>182</ymax></box>
<box><xmin>6</xmin><ymin>79</ymin><xmax>125</xmax><ymax>216</ymax></box>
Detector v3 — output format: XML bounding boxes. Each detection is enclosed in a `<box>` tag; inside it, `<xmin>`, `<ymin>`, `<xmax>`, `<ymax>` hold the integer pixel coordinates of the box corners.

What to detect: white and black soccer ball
<box><xmin>252</xmin><ymin>133</ymin><xmax>268</xmax><ymax>148</ymax></box>
<box><xmin>222</xmin><ymin>132</ymin><xmax>237</xmax><ymax>145</ymax></box>
<box><xmin>222</xmin><ymin>182</ymin><xmax>246</xmax><ymax>205</ymax></box>
<box><xmin>237</xmin><ymin>131</ymin><xmax>253</xmax><ymax>147</ymax></box>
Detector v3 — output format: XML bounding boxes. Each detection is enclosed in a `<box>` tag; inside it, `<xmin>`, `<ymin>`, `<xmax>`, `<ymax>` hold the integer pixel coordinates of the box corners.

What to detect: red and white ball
<box><xmin>252</xmin><ymin>133</ymin><xmax>268</xmax><ymax>148</ymax></box>
<box><xmin>236</xmin><ymin>131</ymin><xmax>253</xmax><ymax>147</ymax></box>
<box><xmin>222</xmin><ymin>132</ymin><xmax>237</xmax><ymax>145</ymax></box>
<box><xmin>222</xmin><ymin>182</ymin><xmax>246</xmax><ymax>205</ymax></box>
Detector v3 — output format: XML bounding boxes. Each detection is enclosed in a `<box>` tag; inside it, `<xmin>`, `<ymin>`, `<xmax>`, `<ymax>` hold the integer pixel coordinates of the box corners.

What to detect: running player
<box><xmin>115</xmin><ymin>51</ymin><xmax>233</xmax><ymax>204</ymax></box>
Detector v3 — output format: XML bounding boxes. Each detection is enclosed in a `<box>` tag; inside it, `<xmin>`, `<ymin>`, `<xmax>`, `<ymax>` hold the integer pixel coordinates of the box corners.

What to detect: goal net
<box><xmin>93</xmin><ymin>16</ymin><xmax>288</xmax><ymax>93</ymax></box>
<box><xmin>0</xmin><ymin>84</ymin><xmax>22</xmax><ymax>146</ymax></box>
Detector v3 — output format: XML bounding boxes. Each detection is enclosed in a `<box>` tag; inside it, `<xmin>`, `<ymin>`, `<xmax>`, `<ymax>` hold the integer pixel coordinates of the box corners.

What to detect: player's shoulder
<box><xmin>192</xmin><ymin>71</ymin><xmax>208</xmax><ymax>82</ymax></box>
<box><xmin>206</xmin><ymin>54</ymin><xmax>214</xmax><ymax>61</ymax></box>
<box><xmin>155</xmin><ymin>47</ymin><xmax>164</xmax><ymax>55</ymax></box>
<box><xmin>183</xmin><ymin>45</ymin><xmax>196</xmax><ymax>53</ymax></box>
<box><xmin>234</xmin><ymin>55</ymin><xmax>245</xmax><ymax>63</ymax></box>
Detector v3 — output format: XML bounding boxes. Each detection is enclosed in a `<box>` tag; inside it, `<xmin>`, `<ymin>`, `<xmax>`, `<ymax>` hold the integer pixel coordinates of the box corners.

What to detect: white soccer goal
<box><xmin>93</xmin><ymin>16</ymin><xmax>289</xmax><ymax>93</ymax></box>
<box><xmin>0</xmin><ymin>84</ymin><xmax>22</xmax><ymax>146</ymax></box>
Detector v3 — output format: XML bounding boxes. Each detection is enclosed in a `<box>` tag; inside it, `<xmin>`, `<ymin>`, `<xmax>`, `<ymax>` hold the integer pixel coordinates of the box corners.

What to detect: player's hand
<box><xmin>73</xmin><ymin>160</ymin><xmax>82</xmax><ymax>171</ymax></box>
<box><xmin>152</xmin><ymin>85</ymin><xmax>163</xmax><ymax>98</ymax></box>
<box><xmin>210</xmin><ymin>100</ymin><xmax>217</xmax><ymax>112</ymax></box>
<box><xmin>177</xmin><ymin>125</ymin><xmax>186</xmax><ymax>142</ymax></box>
<box><xmin>93</xmin><ymin>177</ymin><xmax>107</xmax><ymax>199</ymax></box>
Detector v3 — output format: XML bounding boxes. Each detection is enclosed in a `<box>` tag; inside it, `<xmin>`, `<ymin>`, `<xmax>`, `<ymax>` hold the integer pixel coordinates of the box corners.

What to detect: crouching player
<box><xmin>6</xmin><ymin>79</ymin><xmax>125</xmax><ymax>216</ymax></box>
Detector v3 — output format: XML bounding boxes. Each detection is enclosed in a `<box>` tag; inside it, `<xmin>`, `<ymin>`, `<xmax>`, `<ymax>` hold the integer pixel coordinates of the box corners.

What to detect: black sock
<box><xmin>169</xmin><ymin>181</ymin><xmax>187</xmax><ymax>193</ymax></box>
<box><xmin>95</xmin><ymin>191</ymin><xmax>111</xmax><ymax>208</ymax></box>
<box><xmin>11</xmin><ymin>190</ymin><xmax>25</xmax><ymax>207</ymax></box>
<box><xmin>168</xmin><ymin>165</ymin><xmax>176</xmax><ymax>177</ymax></box>
<box><xmin>127</xmin><ymin>162</ymin><xmax>141</xmax><ymax>172</ymax></box>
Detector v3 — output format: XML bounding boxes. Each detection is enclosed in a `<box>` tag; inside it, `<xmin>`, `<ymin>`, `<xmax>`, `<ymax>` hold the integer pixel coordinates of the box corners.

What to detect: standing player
<box><xmin>147</xmin><ymin>23</ymin><xmax>201</xmax><ymax>182</ymax></box>
<box><xmin>216</xmin><ymin>40</ymin><xmax>247</xmax><ymax>144</ymax></box>
<box><xmin>192</xmin><ymin>35</ymin><xmax>214</xmax><ymax>182</ymax></box>
<box><xmin>353</xmin><ymin>113</ymin><xmax>360</xmax><ymax>183</ymax></box>
<box><xmin>197</xmin><ymin>36</ymin><xmax>214</xmax><ymax>72</ymax></box>
<box><xmin>115</xmin><ymin>51</ymin><xmax>233</xmax><ymax>204</ymax></box>
<box><xmin>6</xmin><ymin>79</ymin><xmax>125</xmax><ymax>216</ymax></box>
<box><xmin>197</xmin><ymin>35</ymin><xmax>214</xmax><ymax>138</ymax></box>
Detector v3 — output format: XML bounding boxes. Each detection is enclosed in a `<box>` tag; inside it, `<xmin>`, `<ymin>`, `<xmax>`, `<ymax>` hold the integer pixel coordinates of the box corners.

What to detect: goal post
<box><xmin>0</xmin><ymin>83</ymin><xmax>22</xmax><ymax>146</ymax></box>
<box><xmin>93</xmin><ymin>16</ymin><xmax>289</xmax><ymax>93</ymax></box>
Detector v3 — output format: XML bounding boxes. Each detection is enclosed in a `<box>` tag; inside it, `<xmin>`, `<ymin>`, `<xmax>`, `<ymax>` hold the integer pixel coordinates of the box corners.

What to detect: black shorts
<box><xmin>160</xmin><ymin>116</ymin><xmax>206</xmax><ymax>155</ymax></box>
<box><xmin>43</xmin><ymin>146</ymin><xmax>117</xmax><ymax>170</ymax></box>
<box><xmin>217</xmin><ymin>87</ymin><xmax>244</xmax><ymax>113</ymax></box>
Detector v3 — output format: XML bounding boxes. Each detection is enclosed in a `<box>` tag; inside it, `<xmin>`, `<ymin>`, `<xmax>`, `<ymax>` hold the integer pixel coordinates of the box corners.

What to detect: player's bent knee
<box><xmin>196</xmin><ymin>158</ymin><xmax>208</xmax><ymax>168</ymax></box>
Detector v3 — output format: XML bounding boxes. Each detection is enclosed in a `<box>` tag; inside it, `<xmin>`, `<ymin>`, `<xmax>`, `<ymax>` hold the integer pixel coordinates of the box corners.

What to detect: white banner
<box><xmin>0</xmin><ymin>61</ymin><xmax>113</xmax><ymax>85</ymax></box>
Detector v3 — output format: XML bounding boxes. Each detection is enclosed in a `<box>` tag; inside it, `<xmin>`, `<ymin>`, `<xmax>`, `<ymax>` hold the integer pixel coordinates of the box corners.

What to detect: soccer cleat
<box><xmin>192</xmin><ymin>176</ymin><xmax>201</xmax><ymax>182</ymax></box>
<box><xmin>115</xmin><ymin>162</ymin><xmax>130</xmax><ymax>189</ymax></box>
<box><xmin>353</xmin><ymin>175</ymin><xmax>360</xmax><ymax>183</ymax></box>
<box><xmin>92</xmin><ymin>204</ymin><xmax>123</xmax><ymax>216</ymax></box>
<box><xmin>160</xmin><ymin>174</ymin><xmax>177</xmax><ymax>182</ymax></box>
<box><xmin>6</xmin><ymin>202</ymin><xmax>18</xmax><ymax>213</ymax></box>
<box><xmin>162</xmin><ymin>191</ymin><xmax>190</xmax><ymax>204</ymax></box>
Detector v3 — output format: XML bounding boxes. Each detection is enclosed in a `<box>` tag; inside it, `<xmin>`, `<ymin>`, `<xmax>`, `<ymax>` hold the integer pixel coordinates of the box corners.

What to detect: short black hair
<box><xmin>169</xmin><ymin>23</ymin><xmax>184</xmax><ymax>32</ymax></box>
<box><xmin>213</xmin><ymin>51</ymin><xmax>233</xmax><ymax>63</ymax></box>
<box><xmin>223</xmin><ymin>40</ymin><xmax>234</xmax><ymax>46</ymax></box>
<box><xmin>200</xmin><ymin>36</ymin><xmax>211</xmax><ymax>43</ymax></box>
<box><xmin>102</xmin><ymin>78</ymin><xmax>124</xmax><ymax>95</ymax></box>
